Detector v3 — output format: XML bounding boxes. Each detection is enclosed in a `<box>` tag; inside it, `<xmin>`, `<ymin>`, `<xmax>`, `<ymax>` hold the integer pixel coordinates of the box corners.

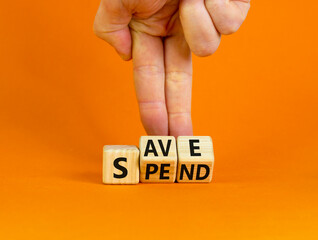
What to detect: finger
<box><xmin>205</xmin><ymin>0</ymin><xmax>251</xmax><ymax>35</ymax></box>
<box><xmin>132</xmin><ymin>30</ymin><xmax>168</xmax><ymax>135</ymax></box>
<box><xmin>93</xmin><ymin>0</ymin><xmax>132</xmax><ymax>60</ymax></box>
<box><xmin>179</xmin><ymin>0</ymin><xmax>221</xmax><ymax>57</ymax></box>
<box><xmin>164</xmin><ymin>20</ymin><xmax>193</xmax><ymax>138</ymax></box>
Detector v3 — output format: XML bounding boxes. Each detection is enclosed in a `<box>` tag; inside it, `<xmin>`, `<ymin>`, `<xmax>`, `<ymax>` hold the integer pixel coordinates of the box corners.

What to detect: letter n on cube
<box><xmin>176</xmin><ymin>136</ymin><xmax>214</xmax><ymax>183</ymax></box>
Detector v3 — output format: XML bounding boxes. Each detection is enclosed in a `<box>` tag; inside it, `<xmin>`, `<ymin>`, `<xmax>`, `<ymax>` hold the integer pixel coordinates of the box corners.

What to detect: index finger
<box><xmin>164</xmin><ymin>21</ymin><xmax>193</xmax><ymax>138</ymax></box>
<box><xmin>132</xmin><ymin>30</ymin><xmax>168</xmax><ymax>136</ymax></box>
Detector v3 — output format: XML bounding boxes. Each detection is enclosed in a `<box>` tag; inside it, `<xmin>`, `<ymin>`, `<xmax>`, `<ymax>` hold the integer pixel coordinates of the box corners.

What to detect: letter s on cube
<box><xmin>103</xmin><ymin>145</ymin><xmax>140</xmax><ymax>184</ymax></box>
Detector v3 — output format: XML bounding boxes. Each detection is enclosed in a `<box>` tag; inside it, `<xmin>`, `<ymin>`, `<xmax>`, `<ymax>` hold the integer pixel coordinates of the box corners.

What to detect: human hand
<box><xmin>94</xmin><ymin>0</ymin><xmax>250</xmax><ymax>137</ymax></box>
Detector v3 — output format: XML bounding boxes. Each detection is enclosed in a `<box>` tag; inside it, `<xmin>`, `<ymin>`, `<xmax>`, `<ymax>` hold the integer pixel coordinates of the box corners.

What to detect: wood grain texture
<box><xmin>103</xmin><ymin>145</ymin><xmax>139</xmax><ymax>184</ymax></box>
<box><xmin>176</xmin><ymin>136</ymin><xmax>214</xmax><ymax>183</ymax></box>
<box><xmin>139</xmin><ymin>136</ymin><xmax>177</xmax><ymax>183</ymax></box>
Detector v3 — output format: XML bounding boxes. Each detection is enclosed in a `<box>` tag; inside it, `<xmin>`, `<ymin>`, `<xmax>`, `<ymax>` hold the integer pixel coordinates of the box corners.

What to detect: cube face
<box><xmin>176</xmin><ymin>136</ymin><xmax>214</xmax><ymax>183</ymax></box>
<box><xmin>139</xmin><ymin>136</ymin><xmax>177</xmax><ymax>183</ymax></box>
<box><xmin>103</xmin><ymin>145</ymin><xmax>139</xmax><ymax>184</ymax></box>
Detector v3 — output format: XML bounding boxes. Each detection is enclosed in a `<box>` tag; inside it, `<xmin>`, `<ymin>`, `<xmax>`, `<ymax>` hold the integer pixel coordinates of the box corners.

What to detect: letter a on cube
<box><xmin>176</xmin><ymin>136</ymin><xmax>214</xmax><ymax>183</ymax></box>
<box><xmin>139</xmin><ymin>136</ymin><xmax>177</xmax><ymax>183</ymax></box>
<box><xmin>103</xmin><ymin>145</ymin><xmax>140</xmax><ymax>184</ymax></box>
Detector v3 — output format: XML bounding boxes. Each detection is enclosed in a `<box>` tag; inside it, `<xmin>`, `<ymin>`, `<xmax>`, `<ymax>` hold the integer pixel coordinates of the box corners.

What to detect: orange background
<box><xmin>1</xmin><ymin>0</ymin><xmax>318</xmax><ymax>239</ymax></box>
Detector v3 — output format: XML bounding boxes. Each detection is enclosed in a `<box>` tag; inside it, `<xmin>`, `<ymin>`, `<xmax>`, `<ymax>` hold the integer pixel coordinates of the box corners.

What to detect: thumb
<box><xmin>93</xmin><ymin>0</ymin><xmax>132</xmax><ymax>60</ymax></box>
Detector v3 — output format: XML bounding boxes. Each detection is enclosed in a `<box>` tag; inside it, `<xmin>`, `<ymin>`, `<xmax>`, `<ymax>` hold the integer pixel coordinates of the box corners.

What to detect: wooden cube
<box><xmin>103</xmin><ymin>145</ymin><xmax>139</xmax><ymax>184</ymax></box>
<box><xmin>176</xmin><ymin>136</ymin><xmax>214</xmax><ymax>183</ymax></box>
<box><xmin>139</xmin><ymin>136</ymin><xmax>177</xmax><ymax>183</ymax></box>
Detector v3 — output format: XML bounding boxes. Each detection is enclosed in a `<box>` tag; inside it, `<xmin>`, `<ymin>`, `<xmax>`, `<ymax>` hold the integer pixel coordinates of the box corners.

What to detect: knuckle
<box><xmin>191</xmin><ymin>40</ymin><xmax>220</xmax><ymax>57</ymax></box>
<box><xmin>218</xmin><ymin>16</ymin><xmax>243</xmax><ymax>35</ymax></box>
<box><xmin>165</xmin><ymin>71</ymin><xmax>192</xmax><ymax>83</ymax></box>
<box><xmin>133</xmin><ymin>65</ymin><xmax>164</xmax><ymax>76</ymax></box>
<box><xmin>93</xmin><ymin>19</ymin><xmax>109</xmax><ymax>39</ymax></box>
<box><xmin>93</xmin><ymin>22</ymin><xmax>103</xmax><ymax>37</ymax></box>
<box><xmin>138</xmin><ymin>100</ymin><xmax>166</xmax><ymax>111</ymax></box>
<box><xmin>205</xmin><ymin>0</ymin><xmax>246</xmax><ymax>35</ymax></box>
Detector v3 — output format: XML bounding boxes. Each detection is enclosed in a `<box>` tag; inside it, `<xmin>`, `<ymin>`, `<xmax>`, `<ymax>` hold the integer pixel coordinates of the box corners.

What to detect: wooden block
<box><xmin>176</xmin><ymin>136</ymin><xmax>214</xmax><ymax>183</ymax></box>
<box><xmin>139</xmin><ymin>136</ymin><xmax>177</xmax><ymax>183</ymax></box>
<box><xmin>103</xmin><ymin>145</ymin><xmax>139</xmax><ymax>184</ymax></box>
